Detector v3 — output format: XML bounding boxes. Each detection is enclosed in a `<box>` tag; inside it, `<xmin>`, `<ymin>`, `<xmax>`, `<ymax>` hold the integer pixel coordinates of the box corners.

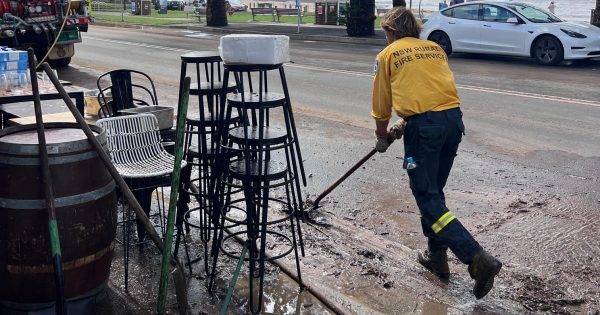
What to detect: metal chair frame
<box><xmin>208</xmin><ymin>64</ymin><xmax>305</xmax><ymax>314</ymax></box>
<box><xmin>175</xmin><ymin>52</ymin><xmax>243</xmax><ymax>276</ymax></box>
<box><xmin>97</xmin><ymin>114</ymin><xmax>189</xmax><ymax>290</ymax></box>
<box><xmin>96</xmin><ymin>69</ymin><xmax>159</xmax><ymax>118</ymax></box>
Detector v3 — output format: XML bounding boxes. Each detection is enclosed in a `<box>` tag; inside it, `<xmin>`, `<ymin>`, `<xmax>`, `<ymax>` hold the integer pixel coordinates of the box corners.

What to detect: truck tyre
<box><xmin>55</xmin><ymin>57</ymin><xmax>72</xmax><ymax>67</ymax></box>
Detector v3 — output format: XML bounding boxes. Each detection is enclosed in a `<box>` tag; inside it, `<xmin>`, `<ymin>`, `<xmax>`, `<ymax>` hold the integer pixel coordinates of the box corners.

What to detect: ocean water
<box><xmin>411</xmin><ymin>0</ymin><xmax>597</xmax><ymax>23</ymax></box>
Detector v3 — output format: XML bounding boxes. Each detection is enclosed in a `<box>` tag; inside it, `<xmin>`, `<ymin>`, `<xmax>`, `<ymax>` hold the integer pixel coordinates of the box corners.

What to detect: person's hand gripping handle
<box><xmin>375</xmin><ymin>119</ymin><xmax>407</xmax><ymax>153</ymax></box>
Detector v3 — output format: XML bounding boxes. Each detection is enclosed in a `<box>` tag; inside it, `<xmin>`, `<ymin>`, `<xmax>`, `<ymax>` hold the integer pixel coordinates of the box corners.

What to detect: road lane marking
<box><xmin>83</xmin><ymin>36</ymin><xmax>600</xmax><ymax>108</ymax></box>
<box><xmin>287</xmin><ymin>63</ymin><xmax>375</xmax><ymax>77</ymax></box>
<box><xmin>457</xmin><ymin>84</ymin><xmax>600</xmax><ymax>107</ymax></box>
<box><xmin>84</xmin><ymin>36</ymin><xmax>192</xmax><ymax>53</ymax></box>
<box><xmin>184</xmin><ymin>33</ymin><xmax>216</xmax><ymax>39</ymax></box>
<box><xmin>287</xmin><ymin>64</ymin><xmax>600</xmax><ymax>108</ymax></box>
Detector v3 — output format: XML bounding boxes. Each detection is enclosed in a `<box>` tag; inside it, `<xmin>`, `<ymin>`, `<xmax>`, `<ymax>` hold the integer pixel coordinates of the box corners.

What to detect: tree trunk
<box><xmin>592</xmin><ymin>0</ymin><xmax>600</xmax><ymax>27</ymax></box>
<box><xmin>207</xmin><ymin>0</ymin><xmax>228</xmax><ymax>26</ymax></box>
<box><xmin>346</xmin><ymin>0</ymin><xmax>375</xmax><ymax>37</ymax></box>
<box><xmin>392</xmin><ymin>0</ymin><xmax>405</xmax><ymax>7</ymax></box>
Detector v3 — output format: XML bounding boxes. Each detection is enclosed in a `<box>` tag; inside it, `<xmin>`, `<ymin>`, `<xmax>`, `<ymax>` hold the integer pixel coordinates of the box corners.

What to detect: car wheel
<box><xmin>428</xmin><ymin>31</ymin><xmax>452</xmax><ymax>55</ymax></box>
<box><xmin>532</xmin><ymin>35</ymin><xmax>564</xmax><ymax>66</ymax></box>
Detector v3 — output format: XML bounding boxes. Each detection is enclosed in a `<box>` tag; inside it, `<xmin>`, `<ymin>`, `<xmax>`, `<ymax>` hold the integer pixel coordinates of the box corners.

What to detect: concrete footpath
<box><xmin>94</xmin><ymin>19</ymin><xmax>388</xmax><ymax>45</ymax></box>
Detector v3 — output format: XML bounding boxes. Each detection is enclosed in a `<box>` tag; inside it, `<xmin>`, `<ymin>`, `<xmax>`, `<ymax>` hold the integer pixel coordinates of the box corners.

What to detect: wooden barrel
<box><xmin>0</xmin><ymin>123</ymin><xmax>117</xmax><ymax>305</ymax></box>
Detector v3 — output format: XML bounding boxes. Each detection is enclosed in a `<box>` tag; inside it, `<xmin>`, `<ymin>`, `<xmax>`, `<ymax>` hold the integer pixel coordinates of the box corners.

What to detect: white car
<box><xmin>420</xmin><ymin>1</ymin><xmax>600</xmax><ymax>65</ymax></box>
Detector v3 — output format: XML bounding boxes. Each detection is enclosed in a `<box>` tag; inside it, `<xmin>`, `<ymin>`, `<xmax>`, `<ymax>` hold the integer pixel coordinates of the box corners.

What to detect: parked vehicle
<box><xmin>193</xmin><ymin>0</ymin><xmax>206</xmax><ymax>14</ymax></box>
<box><xmin>420</xmin><ymin>1</ymin><xmax>600</xmax><ymax>65</ymax></box>
<box><xmin>226</xmin><ymin>0</ymin><xmax>247</xmax><ymax>12</ymax></box>
<box><xmin>0</xmin><ymin>0</ymin><xmax>91</xmax><ymax>67</ymax></box>
<box><xmin>167</xmin><ymin>0</ymin><xmax>185</xmax><ymax>10</ymax></box>
<box><xmin>192</xmin><ymin>0</ymin><xmax>205</xmax><ymax>7</ymax></box>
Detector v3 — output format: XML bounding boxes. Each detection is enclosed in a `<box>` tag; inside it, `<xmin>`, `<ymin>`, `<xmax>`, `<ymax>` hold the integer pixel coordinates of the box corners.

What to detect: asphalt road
<box><xmin>72</xmin><ymin>25</ymin><xmax>600</xmax><ymax>158</ymax></box>
<box><xmin>63</xmin><ymin>25</ymin><xmax>600</xmax><ymax>314</ymax></box>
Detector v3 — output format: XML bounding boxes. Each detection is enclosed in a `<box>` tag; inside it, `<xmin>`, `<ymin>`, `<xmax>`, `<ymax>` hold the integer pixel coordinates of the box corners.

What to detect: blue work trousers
<box><xmin>403</xmin><ymin>107</ymin><xmax>481</xmax><ymax>264</ymax></box>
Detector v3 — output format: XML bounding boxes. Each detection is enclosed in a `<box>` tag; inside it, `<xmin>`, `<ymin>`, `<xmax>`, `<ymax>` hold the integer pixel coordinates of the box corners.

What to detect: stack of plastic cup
<box><xmin>0</xmin><ymin>47</ymin><xmax>29</xmax><ymax>95</ymax></box>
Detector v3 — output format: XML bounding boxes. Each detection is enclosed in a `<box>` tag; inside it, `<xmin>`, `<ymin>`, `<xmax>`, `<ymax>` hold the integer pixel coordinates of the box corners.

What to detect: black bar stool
<box><xmin>208</xmin><ymin>63</ymin><xmax>306</xmax><ymax>314</ymax></box>
<box><xmin>175</xmin><ymin>51</ymin><xmax>240</xmax><ymax>275</ymax></box>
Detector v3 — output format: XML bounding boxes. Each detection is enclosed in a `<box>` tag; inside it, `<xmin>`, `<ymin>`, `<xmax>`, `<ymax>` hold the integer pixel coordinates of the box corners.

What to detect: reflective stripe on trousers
<box><xmin>403</xmin><ymin>108</ymin><xmax>481</xmax><ymax>264</ymax></box>
<box><xmin>432</xmin><ymin>211</ymin><xmax>456</xmax><ymax>234</ymax></box>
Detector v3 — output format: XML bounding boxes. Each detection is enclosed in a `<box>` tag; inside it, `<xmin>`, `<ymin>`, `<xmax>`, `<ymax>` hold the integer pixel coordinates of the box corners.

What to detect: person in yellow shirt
<box><xmin>372</xmin><ymin>7</ymin><xmax>502</xmax><ymax>299</ymax></box>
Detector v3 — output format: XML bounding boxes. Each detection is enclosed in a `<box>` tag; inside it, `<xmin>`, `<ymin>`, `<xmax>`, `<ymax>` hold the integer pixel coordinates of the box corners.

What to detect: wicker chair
<box><xmin>96</xmin><ymin>113</ymin><xmax>187</xmax><ymax>290</ymax></box>
<box><xmin>97</xmin><ymin>113</ymin><xmax>185</xmax><ymax>178</ymax></box>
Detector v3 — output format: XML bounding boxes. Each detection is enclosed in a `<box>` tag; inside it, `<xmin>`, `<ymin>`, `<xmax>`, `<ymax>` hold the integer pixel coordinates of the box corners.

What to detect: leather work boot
<box><xmin>468</xmin><ymin>250</ymin><xmax>502</xmax><ymax>299</ymax></box>
<box><xmin>418</xmin><ymin>249</ymin><xmax>450</xmax><ymax>279</ymax></box>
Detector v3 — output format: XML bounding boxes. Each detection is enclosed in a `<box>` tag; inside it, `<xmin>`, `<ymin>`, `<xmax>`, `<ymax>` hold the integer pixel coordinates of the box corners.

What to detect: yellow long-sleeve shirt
<box><xmin>371</xmin><ymin>37</ymin><xmax>460</xmax><ymax>120</ymax></box>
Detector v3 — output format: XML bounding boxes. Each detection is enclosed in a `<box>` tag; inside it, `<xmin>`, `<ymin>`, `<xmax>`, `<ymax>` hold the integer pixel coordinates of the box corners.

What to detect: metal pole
<box><xmin>336</xmin><ymin>0</ymin><xmax>339</xmax><ymax>25</ymax></box>
<box><xmin>324</xmin><ymin>0</ymin><xmax>327</xmax><ymax>24</ymax></box>
<box><xmin>312</xmin><ymin>148</ymin><xmax>376</xmax><ymax>209</ymax></box>
<box><xmin>311</xmin><ymin>119</ymin><xmax>405</xmax><ymax>210</ymax></box>
<box><xmin>157</xmin><ymin>78</ymin><xmax>190</xmax><ymax>314</ymax></box>
<box><xmin>297</xmin><ymin>0</ymin><xmax>301</xmax><ymax>33</ymax></box>
<box><xmin>27</xmin><ymin>49</ymin><xmax>67</xmax><ymax>315</ymax></box>
<box><xmin>219</xmin><ymin>241</ymin><xmax>249</xmax><ymax>315</ymax></box>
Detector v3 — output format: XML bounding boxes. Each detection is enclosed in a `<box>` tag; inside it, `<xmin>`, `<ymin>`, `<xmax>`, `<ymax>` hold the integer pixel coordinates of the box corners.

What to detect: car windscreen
<box><xmin>506</xmin><ymin>4</ymin><xmax>562</xmax><ymax>23</ymax></box>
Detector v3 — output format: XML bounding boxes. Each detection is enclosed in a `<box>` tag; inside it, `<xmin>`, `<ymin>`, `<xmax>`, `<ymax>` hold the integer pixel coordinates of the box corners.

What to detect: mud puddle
<box><xmin>105</xmin><ymin>205</ymin><xmax>334</xmax><ymax>314</ymax></box>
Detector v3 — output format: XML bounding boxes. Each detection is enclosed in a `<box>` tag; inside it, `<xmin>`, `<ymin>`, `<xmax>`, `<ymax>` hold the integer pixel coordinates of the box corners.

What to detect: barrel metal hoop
<box><xmin>0</xmin><ymin>181</ymin><xmax>116</xmax><ymax>210</ymax></box>
<box><xmin>0</xmin><ymin>282</ymin><xmax>108</xmax><ymax>310</ymax></box>
<box><xmin>4</xmin><ymin>242</ymin><xmax>115</xmax><ymax>274</ymax></box>
<box><xmin>0</xmin><ymin>149</ymin><xmax>100</xmax><ymax>165</ymax></box>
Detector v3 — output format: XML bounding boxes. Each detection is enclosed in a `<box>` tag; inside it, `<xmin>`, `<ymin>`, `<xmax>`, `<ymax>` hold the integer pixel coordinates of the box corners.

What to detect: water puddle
<box><xmin>188</xmin><ymin>265</ymin><xmax>332</xmax><ymax>314</ymax></box>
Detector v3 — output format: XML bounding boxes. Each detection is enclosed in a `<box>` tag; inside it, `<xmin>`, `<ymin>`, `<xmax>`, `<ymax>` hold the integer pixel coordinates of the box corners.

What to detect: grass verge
<box><xmin>93</xmin><ymin>10</ymin><xmax>383</xmax><ymax>27</ymax></box>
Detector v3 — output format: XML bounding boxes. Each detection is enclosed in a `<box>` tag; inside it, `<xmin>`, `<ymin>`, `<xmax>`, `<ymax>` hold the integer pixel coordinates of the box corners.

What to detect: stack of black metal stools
<box><xmin>208</xmin><ymin>63</ymin><xmax>307</xmax><ymax>314</ymax></box>
<box><xmin>174</xmin><ymin>51</ymin><xmax>240</xmax><ymax>275</ymax></box>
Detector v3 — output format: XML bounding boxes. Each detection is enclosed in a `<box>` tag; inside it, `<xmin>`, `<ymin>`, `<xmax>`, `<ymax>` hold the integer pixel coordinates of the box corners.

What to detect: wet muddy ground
<box><xmin>95</xmin><ymin>112</ymin><xmax>599</xmax><ymax>315</ymax></box>
<box><xmin>55</xmin><ymin>64</ymin><xmax>600</xmax><ymax>314</ymax></box>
